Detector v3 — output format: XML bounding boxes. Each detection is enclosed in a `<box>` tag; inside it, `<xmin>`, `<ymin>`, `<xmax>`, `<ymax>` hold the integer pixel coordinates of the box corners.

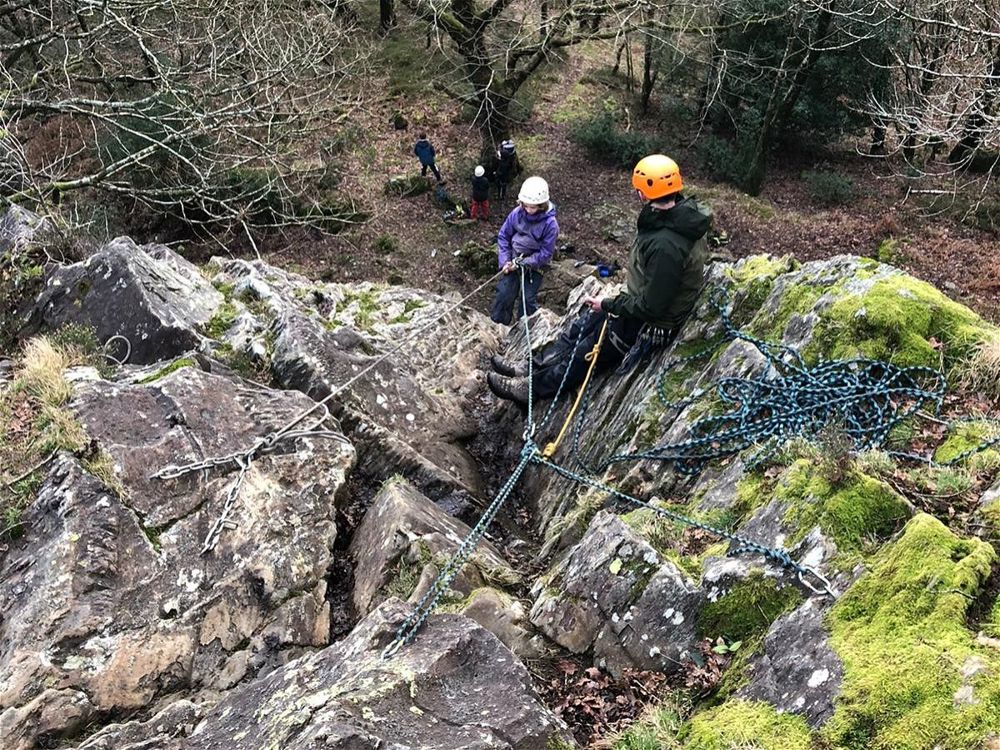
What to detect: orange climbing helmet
<box><xmin>632</xmin><ymin>154</ymin><xmax>683</xmax><ymax>200</ymax></box>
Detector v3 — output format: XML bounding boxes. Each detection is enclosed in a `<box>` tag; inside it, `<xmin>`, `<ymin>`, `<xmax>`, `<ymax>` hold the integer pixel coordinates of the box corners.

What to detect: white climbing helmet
<box><xmin>474</xmin><ymin>165</ymin><xmax>485</xmax><ymax>177</ymax></box>
<box><xmin>518</xmin><ymin>176</ymin><xmax>549</xmax><ymax>205</ymax></box>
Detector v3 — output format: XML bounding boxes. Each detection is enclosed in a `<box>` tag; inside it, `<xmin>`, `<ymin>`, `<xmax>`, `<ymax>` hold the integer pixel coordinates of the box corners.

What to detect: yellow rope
<box><xmin>542</xmin><ymin>317</ymin><xmax>609</xmax><ymax>458</ymax></box>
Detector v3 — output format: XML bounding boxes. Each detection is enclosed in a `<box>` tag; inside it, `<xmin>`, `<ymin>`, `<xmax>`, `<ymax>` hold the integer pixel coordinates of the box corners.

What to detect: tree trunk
<box><xmin>379</xmin><ymin>0</ymin><xmax>395</xmax><ymax>32</ymax></box>
<box><xmin>640</xmin><ymin>24</ymin><xmax>657</xmax><ymax>113</ymax></box>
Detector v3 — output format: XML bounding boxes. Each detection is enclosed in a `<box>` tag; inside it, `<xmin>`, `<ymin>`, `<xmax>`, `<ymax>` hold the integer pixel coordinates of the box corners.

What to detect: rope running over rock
<box><xmin>384</xmin><ymin>280</ymin><xmax>1000</xmax><ymax>655</ymax></box>
<box><xmin>154</xmin><ymin>269</ymin><xmax>505</xmax><ymax>553</ymax></box>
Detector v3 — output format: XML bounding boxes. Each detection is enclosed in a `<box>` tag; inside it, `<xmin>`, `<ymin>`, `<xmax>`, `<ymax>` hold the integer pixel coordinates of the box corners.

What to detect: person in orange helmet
<box><xmin>488</xmin><ymin>154</ymin><xmax>712</xmax><ymax>407</ymax></box>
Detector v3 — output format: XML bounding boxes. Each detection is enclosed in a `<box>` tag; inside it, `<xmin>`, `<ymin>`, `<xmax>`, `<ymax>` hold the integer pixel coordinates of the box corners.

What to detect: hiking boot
<box><xmin>487</xmin><ymin>372</ymin><xmax>531</xmax><ymax>407</ymax></box>
<box><xmin>490</xmin><ymin>353</ymin><xmax>527</xmax><ymax>378</ymax></box>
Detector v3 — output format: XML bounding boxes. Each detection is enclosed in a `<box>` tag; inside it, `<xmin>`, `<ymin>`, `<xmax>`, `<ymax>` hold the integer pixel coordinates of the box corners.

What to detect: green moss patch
<box><xmin>725</xmin><ymin>254</ymin><xmax>798</xmax><ymax>327</ymax></box>
<box><xmin>138</xmin><ymin>357</ymin><xmax>196</xmax><ymax>384</ymax></box>
<box><xmin>775</xmin><ymin>459</ymin><xmax>911</xmax><ymax>551</ymax></box>
<box><xmin>679</xmin><ymin>700</ymin><xmax>813</xmax><ymax>750</ymax></box>
<box><xmin>200</xmin><ymin>300</ymin><xmax>239</xmax><ymax>339</ymax></box>
<box><xmin>748</xmin><ymin>277</ymin><xmax>825</xmax><ymax>341</ymax></box>
<box><xmin>823</xmin><ymin>514</ymin><xmax>1000</xmax><ymax>750</ymax></box>
<box><xmin>933</xmin><ymin>420</ymin><xmax>1000</xmax><ymax>468</ymax></box>
<box><xmin>698</xmin><ymin>570</ymin><xmax>802</xmax><ymax>643</ymax></box>
<box><xmin>806</xmin><ymin>275</ymin><xmax>994</xmax><ymax>370</ymax></box>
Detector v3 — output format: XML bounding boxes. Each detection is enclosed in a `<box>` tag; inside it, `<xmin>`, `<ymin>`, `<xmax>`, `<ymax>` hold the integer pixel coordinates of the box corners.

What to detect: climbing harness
<box><xmin>153</xmin><ymin>269</ymin><xmax>505</xmax><ymax>553</ymax></box>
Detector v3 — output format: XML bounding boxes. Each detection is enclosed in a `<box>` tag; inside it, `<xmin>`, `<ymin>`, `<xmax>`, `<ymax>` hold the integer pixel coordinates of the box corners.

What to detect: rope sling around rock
<box><xmin>383</xmin><ymin>272</ymin><xmax>1000</xmax><ymax>657</ymax></box>
<box><xmin>151</xmin><ymin>268</ymin><xmax>506</xmax><ymax>554</ymax></box>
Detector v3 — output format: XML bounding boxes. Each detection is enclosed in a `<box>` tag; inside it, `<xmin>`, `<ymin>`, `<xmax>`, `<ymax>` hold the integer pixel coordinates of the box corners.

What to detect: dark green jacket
<box><xmin>602</xmin><ymin>196</ymin><xmax>711</xmax><ymax>328</ymax></box>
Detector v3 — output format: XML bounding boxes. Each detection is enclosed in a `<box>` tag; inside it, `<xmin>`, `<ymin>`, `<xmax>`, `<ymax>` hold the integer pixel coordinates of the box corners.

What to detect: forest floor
<box><xmin>221</xmin><ymin>24</ymin><xmax>1000</xmax><ymax>326</ymax></box>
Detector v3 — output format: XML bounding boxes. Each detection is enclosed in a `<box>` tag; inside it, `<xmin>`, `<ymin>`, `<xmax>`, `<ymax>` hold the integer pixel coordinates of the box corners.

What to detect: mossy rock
<box><xmin>458</xmin><ymin>240</ymin><xmax>498</xmax><ymax>279</ymax></box>
<box><xmin>384</xmin><ymin>175</ymin><xmax>430</xmax><ymax>198</ymax></box>
<box><xmin>725</xmin><ymin>254</ymin><xmax>799</xmax><ymax>327</ymax></box>
<box><xmin>679</xmin><ymin>700</ymin><xmax>813</xmax><ymax>749</ymax></box>
<box><xmin>697</xmin><ymin>569</ymin><xmax>803</xmax><ymax>643</ymax></box>
<box><xmin>768</xmin><ymin>459</ymin><xmax>912</xmax><ymax>551</ymax></box>
<box><xmin>822</xmin><ymin>513</ymin><xmax>1000</xmax><ymax>749</ymax></box>
<box><xmin>805</xmin><ymin>273</ymin><xmax>995</xmax><ymax>370</ymax></box>
<box><xmin>933</xmin><ymin>420</ymin><xmax>1000</xmax><ymax>468</ymax></box>
<box><xmin>742</xmin><ymin>259</ymin><xmax>997</xmax><ymax>374</ymax></box>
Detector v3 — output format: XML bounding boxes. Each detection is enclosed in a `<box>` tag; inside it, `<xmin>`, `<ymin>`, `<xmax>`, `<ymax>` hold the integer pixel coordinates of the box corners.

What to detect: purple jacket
<box><xmin>496</xmin><ymin>204</ymin><xmax>559</xmax><ymax>269</ymax></box>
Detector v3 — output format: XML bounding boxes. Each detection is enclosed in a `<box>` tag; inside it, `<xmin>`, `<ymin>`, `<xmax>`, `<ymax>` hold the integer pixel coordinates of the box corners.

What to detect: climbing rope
<box><xmin>565</xmin><ymin>286</ymin><xmax>1000</xmax><ymax>478</ymax></box>
<box><xmin>154</xmin><ymin>269</ymin><xmax>505</xmax><ymax>553</ymax></box>
<box><xmin>542</xmin><ymin>317</ymin><xmax>609</xmax><ymax>458</ymax></box>
<box><xmin>102</xmin><ymin>335</ymin><xmax>131</xmax><ymax>365</ymax></box>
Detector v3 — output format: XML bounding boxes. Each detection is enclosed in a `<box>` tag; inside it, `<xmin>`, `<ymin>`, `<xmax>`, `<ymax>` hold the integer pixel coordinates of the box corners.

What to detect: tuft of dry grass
<box><xmin>1</xmin><ymin>335</ymin><xmax>91</xmax><ymax>537</ymax></box>
<box><xmin>960</xmin><ymin>331</ymin><xmax>1000</xmax><ymax>402</ymax></box>
<box><xmin>17</xmin><ymin>338</ymin><xmax>76</xmax><ymax>405</ymax></box>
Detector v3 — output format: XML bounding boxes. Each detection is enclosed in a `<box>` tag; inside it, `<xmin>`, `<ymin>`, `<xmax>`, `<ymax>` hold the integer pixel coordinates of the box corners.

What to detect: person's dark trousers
<box><xmin>496</xmin><ymin>180</ymin><xmax>508</xmax><ymax>200</ymax></box>
<box><xmin>490</xmin><ymin>269</ymin><xmax>543</xmax><ymax>324</ymax></box>
<box><xmin>421</xmin><ymin>162</ymin><xmax>442</xmax><ymax>181</ymax></box>
<box><xmin>531</xmin><ymin>310</ymin><xmax>643</xmax><ymax>399</ymax></box>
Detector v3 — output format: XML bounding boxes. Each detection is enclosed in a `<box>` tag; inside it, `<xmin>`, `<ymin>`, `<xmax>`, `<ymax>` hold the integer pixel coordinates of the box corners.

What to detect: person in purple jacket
<box><xmin>490</xmin><ymin>176</ymin><xmax>559</xmax><ymax>325</ymax></box>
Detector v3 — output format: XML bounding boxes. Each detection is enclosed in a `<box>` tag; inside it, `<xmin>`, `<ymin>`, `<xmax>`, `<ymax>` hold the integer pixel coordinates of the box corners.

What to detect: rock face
<box><xmin>25</xmin><ymin>237</ymin><xmax>223</xmax><ymax>364</ymax></box>
<box><xmin>0</xmin><ymin>365</ymin><xmax>354</xmax><ymax>749</ymax></box>
<box><xmin>530</xmin><ymin>512</ymin><xmax>703</xmax><ymax>677</ymax></box>
<box><xmin>83</xmin><ymin>600</ymin><xmax>574</xmax><ymax>750</ymax></box>
<box><xmin>0</xmin><ymin>205</ymin><xmax>51</xmax><ymax>255</ymax></box>
<box><xmin>514</xmin><ymin>253</ymin><xmax>1000</xmax><ymax>747</ymax></box>
<box><xmin>737</xmin><ymin>597</ymin><xmax>844</xmax><ymax>726</ymax></box>
<box><xmin>349</xmin><ymin>477</ymin><xmax>517</xmax><ymax>616</ymax></box>
<box><xmin>209</xmin><ymin>258</ymin><xmax>499</xmax><ymax>496</ymax></box>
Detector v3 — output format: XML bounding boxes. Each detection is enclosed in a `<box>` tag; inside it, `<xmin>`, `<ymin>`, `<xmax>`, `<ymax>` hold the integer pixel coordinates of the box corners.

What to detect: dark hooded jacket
<box><xmin>471</xmin><ymin>174</ymin><xmax>491</xmax><ymax>201</ymax></box>
<box><xmin>601</xmin><ymin>195</ymin><xmax>712</xmax><ymax>328</ymax></box>
<box><xmin>414</xmin><ymin>138</ymin><xmax>436</xmax><ymax>166</ymax></box>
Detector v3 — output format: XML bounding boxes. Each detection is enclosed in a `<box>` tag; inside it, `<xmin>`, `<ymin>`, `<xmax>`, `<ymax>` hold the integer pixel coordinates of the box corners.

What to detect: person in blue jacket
<box><xmin>413</xmin><ymin>133</ymin><xmax>442</xmax><ymax>181</ymax></box>
<box><xmin>490</xmin><ymin>175</ymin><xmax>559</xmax><ymax>325</ymax></box>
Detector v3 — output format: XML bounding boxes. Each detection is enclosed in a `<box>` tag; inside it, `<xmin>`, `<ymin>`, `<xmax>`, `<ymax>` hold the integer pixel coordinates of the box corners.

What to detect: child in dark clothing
<box><xmin>470</xmin><ymin>165</ymin><xmax>491</xmax><ymax>221</ymax></box>
<box><xmin>495</xmin><ymin>139</ymin><xmax>517</xmax><ymax>200</ymax></box>
<box><xmin>414</xmin><ymin>133</ymin><xmax>442</xmax><ymax>181</ymax></box>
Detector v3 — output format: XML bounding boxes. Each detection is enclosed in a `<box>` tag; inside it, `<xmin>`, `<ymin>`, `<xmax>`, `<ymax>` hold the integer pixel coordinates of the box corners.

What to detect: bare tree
<box><xmin>397</xmin><ymin>0</ymin><xmax>646</xmax><ymax>150</ymax></box>
<box><xmin>841</xmin><ymin>0</ymin><xmax>1000</xmax><ymax>174</ymax></box>
<box><xmin>0</xmin><ymin>0</ymin><xmax>368</xmax><ymax>242</ymax></box>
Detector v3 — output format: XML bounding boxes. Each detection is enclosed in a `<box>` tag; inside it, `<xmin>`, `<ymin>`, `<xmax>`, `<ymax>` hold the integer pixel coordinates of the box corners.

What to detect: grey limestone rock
<box><xmin>530</xmin><ymin>512</ymin><xmax>703</xmax><ymax>677</ymax></box>
<box><xmin>737</xmin><ymin>597</ymin><xmax>844</xmax><ymax>726</ymax></box>
<box><xmin>348</xmin><ymin>477</ymin><xmax>517</xmax><ymax>617</ymax></box>
<box><xmin>149</xmin><ymin>600</ymin><xmax>574</xmax><ymax>750</ymax></box>
<box><xmin>0</xmin><ymin>366</ymin><xmax>355</xmax><ymax>748</ymax></box>
<box><xmin>25</xmin><ymin>237</ymin><xmax>223</xmax><ymax>364</ymax></box>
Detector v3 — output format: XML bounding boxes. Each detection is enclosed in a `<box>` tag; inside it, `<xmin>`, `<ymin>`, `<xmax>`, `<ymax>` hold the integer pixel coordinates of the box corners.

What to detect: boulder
<box><xmin>0</xmin><ymin>365</ymin><xmax>355</xmax><ymax>748</ymax></box>
<box><xmin>530</xmin><ymin>512</ymin><xmax>703</xmax><ymax>677</ymax></box>
<box><xmin>737</xmin><ymin>597</ymin><xmax>844</xmax><ymax>726</ymax></box>
<box><xmin>24</xmin><ymin>237</ymin><xmax>223</xmax><ymax>364</ymax></box>
<box><xmin>349</xmin><ymin>477</ymin><xmax>518</xmax><ymax>617</ymax></box>
<box><xmin>208</xmin><ymin>258</ymin><xmax>498</xmax><ymax>496</ymax></box>
<box><xmin>535</xmin><ymin>258</ymin><xmax>597</xmax><ymax>313</ymax></box>
<box><xmin>0</xmin><ymin>205</ymin><xmax>51</xmax><ymax>255</ymax></box>
<box><xmin>109</xmin><ymin>600</ymin><xmax>575</xmax><ymax>750</ymax></box>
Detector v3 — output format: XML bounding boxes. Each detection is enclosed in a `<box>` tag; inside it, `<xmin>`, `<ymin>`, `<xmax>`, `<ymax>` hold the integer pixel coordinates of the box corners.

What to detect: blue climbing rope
<box><xmin>568</xmin><ymin>286</ymin><xmax>997</xmax><ymax>477</ymax></box>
